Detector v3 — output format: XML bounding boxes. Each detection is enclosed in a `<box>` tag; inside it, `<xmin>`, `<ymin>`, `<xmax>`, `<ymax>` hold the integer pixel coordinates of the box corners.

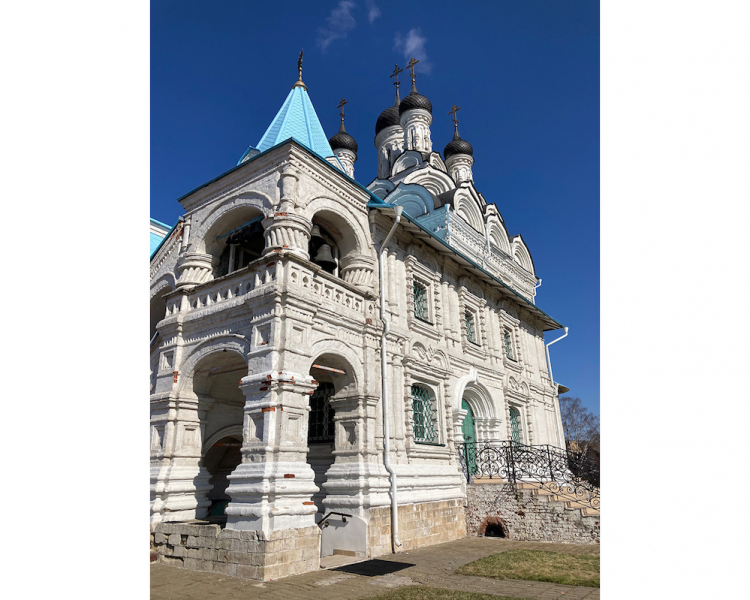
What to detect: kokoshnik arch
<box><xmin>149</xmin><ymin>54</ymin><xmax>569</xmax><ymax>580</ymax></box>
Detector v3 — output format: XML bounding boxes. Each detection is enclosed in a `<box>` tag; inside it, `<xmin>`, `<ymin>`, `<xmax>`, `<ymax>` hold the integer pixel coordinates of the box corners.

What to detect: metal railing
<box><xmin>458</xmin><ymin>441</ymin><xmax>600</xmax><ymax>509</ymax></box>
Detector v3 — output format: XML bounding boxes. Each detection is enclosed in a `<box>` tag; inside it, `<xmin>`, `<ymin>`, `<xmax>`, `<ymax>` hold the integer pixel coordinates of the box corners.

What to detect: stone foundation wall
<box><xmin>151</xmin><ymin>523</ymin><xmax>320</xmax><ymax>580</ymax></box>
<box><xmin>368</xmin><ymin>499</ymin><xmax>467</xmax><ymax>557</ymax></box>
<box><xmin>465</xmin><ymin>483</ymin><xmax>599</xmax><ymax>544</ymax></box>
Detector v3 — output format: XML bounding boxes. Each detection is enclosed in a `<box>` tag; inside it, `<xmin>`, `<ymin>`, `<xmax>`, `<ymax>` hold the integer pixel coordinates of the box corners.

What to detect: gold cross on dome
<box><xmin>390</xmin><ymin>63</ymin><xmax>403</xmax><ymax>87</ymax></box>
<box><xmin>449</xmin><ymin>104</ymin><xmax>461</xmax><ymax>128</ymax></box>
<box><xmin>337</xmin><ymin>98</ymin><xmax>348</xmax><ymax>123</ymax></box>
<box><xmin>406</xmin><ymin>57</ymin><xmax>419</xmax><ymax>83</ymax></box>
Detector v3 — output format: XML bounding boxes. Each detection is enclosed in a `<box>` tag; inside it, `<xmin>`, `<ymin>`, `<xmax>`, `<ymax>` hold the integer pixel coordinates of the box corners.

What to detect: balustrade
<box><xmin>162</xmin><ymin>256</ymin><xmax>373</xmax><ymax>320</ymax></box>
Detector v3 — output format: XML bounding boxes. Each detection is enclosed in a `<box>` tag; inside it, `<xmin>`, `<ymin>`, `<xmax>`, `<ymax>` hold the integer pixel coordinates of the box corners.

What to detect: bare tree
<box><xmin>559</xmin><ymin>396</ymin><xmax>600</xmax><ymax>464</ymax></box>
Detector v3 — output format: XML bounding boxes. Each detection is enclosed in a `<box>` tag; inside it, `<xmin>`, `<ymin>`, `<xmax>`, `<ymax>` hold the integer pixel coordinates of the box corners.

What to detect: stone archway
<box><xmin>478</xmin><ymin>516</ymin><xmax>510</xmax><ymax>538</ymax></box>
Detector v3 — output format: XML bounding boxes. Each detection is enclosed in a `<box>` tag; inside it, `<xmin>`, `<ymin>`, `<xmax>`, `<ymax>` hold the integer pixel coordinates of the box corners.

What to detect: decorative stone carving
<box><xmin>224</xmin><ymin>370</ymin><xmax>319</xmax><ymax>533</ymax></box>
<box><xmin>176</xmin><ymin>252</ymin><xmax>215</xmax><ymax>289</ymax></box>
<box><xmin>338</xmin><ymin>253</ymin><xmax>375</xmax><ymax>289</ymax></box>
<box><xmin>400</xmin><ymin>108</ymin><xmax>433</xmax><ymax>153</ymax></box>
<box><xmin>445</xmin><ymin>153</ymin><xmax>474</xmax><ymax>183</ymax></box>
<box><xmin>277</xmin><ymin>165</ymin><xmax>299</xmax><ymax>212</ymax></box>
<box><xmin>261</xmin><ymin>213</ymin><xmax>312</xmax><ymax>259</ymax></box>
<box><xmin>333</xmin><ymin>148</ymin><xmax>356</xmax><ymax>178</ymax></box>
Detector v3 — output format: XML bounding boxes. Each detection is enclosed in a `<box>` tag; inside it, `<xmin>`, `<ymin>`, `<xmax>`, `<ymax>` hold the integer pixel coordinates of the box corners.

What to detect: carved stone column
<box><xmin>321</xmin><ymin>392</ymin><xmax>385</xmax><ymax>514</ymax></box>
<box><xmin>262</xmin><ymin>212</ymin><xmax>312</xmax><ymax>259</ymax></box>
<box><xmin>260</xmin><ymin>164</ymin><xmax>313</xmax><ymax>259</ymax></box>
<box><xmin>339</xmin><ymin>254</ymin><xmax>375</xmax><ymax>289</ymax></box>
<box><xmin>176</xmin><ymin>252</ymin><xmax>215</xmax><ymax>289</ymax></box>
<box><xmin>224</xmin><ymin>370</ymin><xmax>319</xmax><ymax>533</ymax></box>
<box><xmin>150</xmin><ymin>392</ymin><xmax>214</xmax><ymax>523</ymax></box>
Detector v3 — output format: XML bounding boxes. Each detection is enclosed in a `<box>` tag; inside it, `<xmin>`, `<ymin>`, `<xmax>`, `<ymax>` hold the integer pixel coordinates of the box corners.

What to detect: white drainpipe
<box><xmin>533</xmin><ymin>278</ymin><xmax>542</xmax><ymax>304</ymax></box>
<box><xmin>545</xmin><ymin>327</ymin><xmax>569</xmax><ymax>449</ymax></box>
<box><xmin>378</xmin><ymin>205</ymin><xmax>403</xmax><ymax>552</ymax></box>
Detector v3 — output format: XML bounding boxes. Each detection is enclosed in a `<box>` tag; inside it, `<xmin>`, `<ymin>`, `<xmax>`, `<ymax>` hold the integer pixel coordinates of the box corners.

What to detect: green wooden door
<box><xmin>461</xmin><ymin>399</ymin><xmax>476</xmax><ymax>443</ymax></box>
<box><xmin>461</xmin><ymin>399</ymin><xmax>478</xmax><ymax>475</ymax></box>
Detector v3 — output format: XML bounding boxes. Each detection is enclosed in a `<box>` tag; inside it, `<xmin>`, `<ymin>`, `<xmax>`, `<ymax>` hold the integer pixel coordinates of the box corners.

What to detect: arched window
<box><xmin>308</xmin><ymin>382</ymin><xmax>335</xmax><ymax>443</ymax></box>
<box><xmin>411</xmin><ymin>384</ymin><xmax>438</xmax><ymax>444</ymax></box>
<box><xmin>509</xmin><ymin>406</ymin><xmax>522</xmax><ymax>444</ymax></box>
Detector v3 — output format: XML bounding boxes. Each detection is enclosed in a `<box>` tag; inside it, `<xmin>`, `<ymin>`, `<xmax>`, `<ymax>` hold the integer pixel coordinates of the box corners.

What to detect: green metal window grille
<box><xmin>509</xmin><ymin>406</ymin><xmax>522</xmax><ymax>444</ymax></box>
<box><xmin>504</xmin><ymin>329</ymin><xmax>515</xmax><ymax>360</ymax></box>
<box><xmin>413</xmin><ymin>281</ymin><xmax>428</xmax><ymax>322</ymax></box>
<box><xmin>465</xmin><ymin>311</ymin><xmax>477</xmax><ymax>344</ymax></box>
<box><xmin>308</xmin><ymin>382</ymin><xmax>335</xmax><ymax>443</ymax></box>
<box><xmin>411</xmin><ymin>384</ymin><xmax>438</xmax><ymax>443</ymax></box>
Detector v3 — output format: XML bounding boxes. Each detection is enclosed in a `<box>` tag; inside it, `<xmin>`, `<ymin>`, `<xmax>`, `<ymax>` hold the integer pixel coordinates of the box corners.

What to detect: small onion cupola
<box><xmin>328</xmin><ymin>98</ymin><xmax>358</xmax><ymax>178</ymax></box>
<box><xmin>444</xmin><ymin>105</ymin><xmax>475</xmax><ymax>183</ymax></box>
<box><xmin>374</xmin><ymin>64</ymin><xmax>407</xmax><ymax>179</ymax></box>
<box><xmin>399</xmin><ymin>58</ymin><xmax>433</xmax><ymax>153</ymax></box>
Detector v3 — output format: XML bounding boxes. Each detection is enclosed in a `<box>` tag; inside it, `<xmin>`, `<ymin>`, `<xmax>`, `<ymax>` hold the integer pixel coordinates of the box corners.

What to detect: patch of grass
<box><xmin>457</xmin><ymin>549</ymin><xmax>599</xmax><ymax>588</ymax></box>
<box><xmin>365</xmin><ymin>587</ymin><xmax>533</xmax><ymax>600</ymax></box>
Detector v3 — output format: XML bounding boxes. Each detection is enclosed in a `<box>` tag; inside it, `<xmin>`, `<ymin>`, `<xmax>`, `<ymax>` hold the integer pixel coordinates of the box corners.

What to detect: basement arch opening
<box><xmin>478</xmin><ymin>516</ymin><xmax>509</xmax><ymax>538</ymax></box>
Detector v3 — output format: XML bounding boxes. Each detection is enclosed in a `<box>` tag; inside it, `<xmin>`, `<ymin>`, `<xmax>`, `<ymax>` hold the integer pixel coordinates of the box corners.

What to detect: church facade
<box><xmin>150</xmin><ymin>58</ymin><xmax>568</xmax><ymax>579</ymax></box>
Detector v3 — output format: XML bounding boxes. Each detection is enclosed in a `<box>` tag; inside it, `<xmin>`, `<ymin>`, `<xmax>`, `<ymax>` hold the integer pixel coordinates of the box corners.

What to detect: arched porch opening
<box><xmin>201</xmin><ymin>433</ymin><xmax>242</xmax><ymax>524</ymax></box>
<box><xmin>201</xmin><ymin>206</ymin><xmax>267</xmax><ymax>279</ymax></box>
<box><xmin>307</xmin><ymin>352</ymin><xmax>357</xmax><ymax>518</ymax></box>
<box><xmin>191</xmin><ymin>349</ymin><xmax>248</xmax><ymax>521</ymax></box>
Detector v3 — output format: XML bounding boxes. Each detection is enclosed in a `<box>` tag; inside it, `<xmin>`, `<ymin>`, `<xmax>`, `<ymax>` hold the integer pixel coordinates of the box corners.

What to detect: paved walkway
<box><xmin>151</xmin><ymin>537</ymin><xmax>600</xmax><ymax>600</ymax></box>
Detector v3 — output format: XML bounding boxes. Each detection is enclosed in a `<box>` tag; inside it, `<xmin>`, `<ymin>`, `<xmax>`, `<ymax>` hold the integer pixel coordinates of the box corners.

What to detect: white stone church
<box><xmin>150</xmin><ymin>57</ymin><xmax>570</xmax><ymax>579</ymax></box>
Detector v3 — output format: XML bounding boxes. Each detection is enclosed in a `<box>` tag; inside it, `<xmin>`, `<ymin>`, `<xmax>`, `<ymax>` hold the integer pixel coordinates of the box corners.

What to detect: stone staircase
<box><xmin>472</xmin><ymin>478</ymin><xmax>600</xmax><ymax>518</ymax></box>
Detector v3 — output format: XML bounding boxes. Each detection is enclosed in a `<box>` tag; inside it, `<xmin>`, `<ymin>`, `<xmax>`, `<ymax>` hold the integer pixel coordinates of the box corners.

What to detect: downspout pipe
<box><xmin>378</xmin><ymin>205</ymin><xmax>403</xmax><ymax>552</ymax></box>
<box><xmin>533</xmin><ymin>278</ymin><xmax>542</xmax><ymax>305</ymax></box>
<box><xmin>545</xmin><ymin>327</ymin><xmax>569</xmax><ymax>449</ymax></box>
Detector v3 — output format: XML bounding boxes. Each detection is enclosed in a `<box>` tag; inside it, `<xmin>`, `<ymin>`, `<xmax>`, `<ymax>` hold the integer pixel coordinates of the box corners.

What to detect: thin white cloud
<box><xmin>317</xmin><ymin>1</ymin><xmax>357</xmax><ymax>51</ymax></box>
<box><xmin>394</xmin><ymin>28</ymin><xmax>432</xmax><ymax>74</ymax></box>
<box><xmin>365</xmin><ymin>0</ymin><xmax>381</xmax><ymax>24</ymax></box>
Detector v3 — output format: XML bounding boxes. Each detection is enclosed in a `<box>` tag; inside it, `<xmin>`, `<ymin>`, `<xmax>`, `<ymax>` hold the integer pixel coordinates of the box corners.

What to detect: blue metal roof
<box><xmin>150</xmin><ymin>218</ymin><xmax>176</xmax><ymax>258</ymax></box>
<box><xmin>242</xmin><ymin>86</ymin><xmax>335</xmax><ymax>164</ymax></box>
<box><xmin>150</xmin><ymin>231</ymin><xmax>165</xmax><ymax>255</ymax></box>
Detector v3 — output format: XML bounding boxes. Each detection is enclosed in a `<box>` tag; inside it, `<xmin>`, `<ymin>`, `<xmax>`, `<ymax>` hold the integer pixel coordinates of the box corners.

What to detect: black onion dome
<box><xmin>443</xmin><ymin>128</ymin><xmax>473</xmax><ymax>159</ymax></box>
<box><xmin>399</xmin><ymin>83</ymin><xmax>433</xmax><ymax>115</ymax></box>
<box><xmin>329</xmin><ymin>122</ymin><xmax>358</xmax><ymax>153</ymax></box>
<box><xmin>375</xmin><ymin>104</ymin><xmax>401</xmax><ymax>135</ymax></box>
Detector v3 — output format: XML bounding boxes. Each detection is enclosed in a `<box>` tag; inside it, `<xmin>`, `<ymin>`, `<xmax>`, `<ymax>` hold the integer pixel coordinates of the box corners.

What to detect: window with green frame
<box><xmin>465</xmin><ymin>310</ymin><xmax>478</xmax><ymax>344</ymax></box>
<box><xmin>308</xmin><ymin>382</ymin><xmax>335</xmax><ymax>443</ymax></box>
<box><xmin>509</xmin><ymin>406</ymin><xmax>522</xmax><ymax>444</ymax></box>
<box><xmin>411</xmin><ymin>384</ymin><xmax>438</xmax><ymax>443</ymax></box>
<box><xmin>413</xmin><ymin>281</ymin><xmax>429</xmax><ymax>322</ymax></box>
<box><xmin>503</xmin><ymin>328</ymin><xmax>516</xmax><ymax>361</ymax></box>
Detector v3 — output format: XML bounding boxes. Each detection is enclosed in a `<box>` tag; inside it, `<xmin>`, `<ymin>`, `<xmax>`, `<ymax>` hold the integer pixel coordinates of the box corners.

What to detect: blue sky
<box><xmin>151</xmin><ymin>0</ymin><xmax>600</xmax><ymax>415</ymax></box>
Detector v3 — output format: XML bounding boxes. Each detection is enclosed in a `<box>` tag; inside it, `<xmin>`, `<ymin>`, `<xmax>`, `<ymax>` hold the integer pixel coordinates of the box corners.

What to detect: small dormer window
<box><xmin>503</xmin><ymin>328</ymin><xmax>516</xmax><ymax>361</ymax></box>
<box><xmin>465</xmin><ymin>310</ymin><xmax>478</xmax><ymax>345</ymax></box>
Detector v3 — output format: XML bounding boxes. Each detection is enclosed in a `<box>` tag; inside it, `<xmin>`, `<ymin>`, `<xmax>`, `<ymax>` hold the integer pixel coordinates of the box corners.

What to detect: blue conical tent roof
<box><xmin>238</xmin><ymin>85</ymin><xmax>336</xmax><ymax>165</ymax></box>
